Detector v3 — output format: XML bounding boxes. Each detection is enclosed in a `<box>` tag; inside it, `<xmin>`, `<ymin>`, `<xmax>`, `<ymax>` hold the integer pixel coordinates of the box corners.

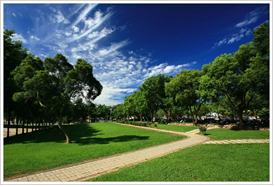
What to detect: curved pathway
<box><xmin>4</xmin><ymin>123</ymin><xmax>268</xmax><ymax>182</ymax></box>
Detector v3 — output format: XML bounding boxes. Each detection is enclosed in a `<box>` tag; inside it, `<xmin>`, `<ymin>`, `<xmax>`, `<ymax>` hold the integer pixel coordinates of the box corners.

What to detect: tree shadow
<box><xmin>74</xmin><ymin>135</ymin><xmax>149</xmax><ymax>145</ymax></box>
<box><xmin>4</xmin><ymin>123</ymin><xmax>149</xmax><ymax>145</ymax></box>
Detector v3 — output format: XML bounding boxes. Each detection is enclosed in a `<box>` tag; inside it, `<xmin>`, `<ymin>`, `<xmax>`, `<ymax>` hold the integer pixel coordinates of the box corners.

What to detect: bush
<box><xmin>199</xmin><ymin>127</ymin><xmax>207</xmax><ymax>134</ymax></box>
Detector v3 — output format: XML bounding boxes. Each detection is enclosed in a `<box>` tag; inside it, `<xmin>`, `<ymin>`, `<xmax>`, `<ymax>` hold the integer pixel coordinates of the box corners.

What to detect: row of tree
<box><xmin>4</xmin><ymin>30</ymin><xmax>103</xmax><ymax>143</ymax></box>
<box><xmin>112</xmin><ymin>22</ymin><xmax>269</xmax><ymax>127</ymax></box>
<box><xmin>3</xmin><ymin>22</ymin><xmax>269</xmax><ymax>142</ymax></box>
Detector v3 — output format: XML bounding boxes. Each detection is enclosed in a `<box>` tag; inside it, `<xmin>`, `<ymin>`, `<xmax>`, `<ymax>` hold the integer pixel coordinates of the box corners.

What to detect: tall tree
<box><xmin>12</xmin><ymin>53</ymin><xmax>102</xmax><ymax>143</ymax></box>
<box><xmin>140</xmin><ymin>74</ymin><xmax>173</xmax><ymax>122</ymax></box>
<box><xmin>133</xmin><ymin>90</ymin><xmax>149</xmax><ymax>121</ymax></box>
<box><xmin>123</xmin><ymin>94</ymin><xmax>137</xmax><ymax>121</ymax></box>
<box><xmin>246</xmin><ymin>22</ymin><xmax>270</xmax><ymax>102</ymax></box>
<box><xmin>4</xmin><ymin>30</ymin><xmax>28</xmax><ymax>126</ymax></box>
<box><xmin>166</xmin><ymin>70</ymin><xmax>205</xmax><ymax>125</ymax></box>
<box><xmin>201</xmin><ymin>42</ymin><xmax>258</xmax><ymax>126</ymax></box>
<box><xmin>113</xmin><ymin>104</ymin><xmax>124</xmax><ymax>121</ymax></box>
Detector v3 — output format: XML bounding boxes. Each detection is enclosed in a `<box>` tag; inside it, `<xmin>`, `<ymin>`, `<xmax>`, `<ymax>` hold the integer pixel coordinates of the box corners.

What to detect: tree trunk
<box><xmin>167</xmin><ymin>108</ymin><xmax>171</xmax><ymax>123</ymax></box>
<box><xmin>58</xmin><ymin>118</ymin><xmax>71</xmax><ymax>144</ymax></box>
<box><xmin>22</xmin><ymin>120</ymin><xmax>25</xmax><ymax>134</ymax></box>
<box><xmin>188</xmin><ymin>106</ymin><xmax>196</xmax><ymax>126</ymax></box>
<box><xmin>237</xmin><ymin>109</ymin><xmax>244</xmax><ymax>127</ymax></box>
<box><xmin>7</xmin><ymin>110</ymin><xmax>11</xmax><ymax>138</ymax></box>
<box><xmin>16</xmin><ymin>119</ymin><xmax>19</xmax><ymax>135</ymax></box>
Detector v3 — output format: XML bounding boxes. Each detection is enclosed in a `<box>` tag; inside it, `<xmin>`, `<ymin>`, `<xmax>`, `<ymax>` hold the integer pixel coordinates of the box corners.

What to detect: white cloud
<box><xmin>72</xmin><ymin>26</ymin><xmax>79</xmax><ymax>33</ymax></box>
<box><xmin>64</xmin><ymin>31</ymin><xmax>72</xmax><ymax>36</ymax></box>
<box><xmin>96</xmin><ymin>40</ymin><xmax>129</xmax><ymax>58</ymax></box>
<box><xmin>71</xmin><ymin>4</ymin><xmax>98</xmax><ymax>28</ymax></box>
<box><xmin>87</xmin><ymin>27</ymin><xmax>114</xmax><ymax>40</ymax></box>
<box><xmin>49</xmin><ymin>10</ymin><xmax>70</xmax><ymax>24</ymax></box>
<box><xmin>227</xmin><ymin>34</ymin><xmax>244</xmax><ymax>44</ymax></box>
<box><xmin>245</xmin><ymin>29</ymin><xmax>252</xmax><ymax>36</ymax></box>
<box><xmin>235</xmin><ymin>8</ymin><xmax>263</xmax><ymax>28</ymax></box>
<box><xmin>93</xmin><ymin>86</ymin><xmax>136</xmax><ymax>106</ymax></box>
<box><xmin>13</xmin><ymin>4</ymin><xmax>197</xmax><ymax>106</ymax></box>
<box><xmin>213</xmin><ymin>27</ymin><xmax>251</xmax><ymax>48</ymax></box>
<box><xmin>213</xmin><ymin>7</ymin><xmax>267</xmax><ymax>49</ymax></box>
<box><xmin>68</xmin><ymin>10</ymin><xmax>114</xmax><ymax>42</ymax></box>
<box><xmin>92</xmin><ymin>58</ymin><xmax>196</xmax><ymax>105</ymax></box>
<box><xmin>71</xmin><ymin>42</ymin><xmax>96</xmax><ymax>52</ymax></box>
<box><xmin>12</xmin><ymin>33</ymin><xmax>28</xmax><ymax>43</ymax></box>
<box><xmin>217</xmin><ymin>38</ymin><xmax>227</xmax><ymax>46</ymax></box>
<box><xmin>30</xmin><ymin>35</ymin><xmax>40</xmax><ymax>41</ymax></box>
<box><xmin>12</xmin><ymin>12</ymin><xmax>16</xmax><ymax>17</ymax></box>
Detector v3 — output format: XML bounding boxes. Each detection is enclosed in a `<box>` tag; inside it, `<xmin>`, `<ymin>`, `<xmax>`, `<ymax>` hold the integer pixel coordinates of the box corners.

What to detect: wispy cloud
<box><xmin>212</xmin><ymin>7</ymin><xmax>267</xmax><ymax>49</ymax></box>
<box><xmin>143</xmin><ymin>62</ymin><xmax>193</xmax><ymax>78</ymax></box>
<box><xmin>6</xmin><ymin>4</ymin><xmax>196</xmax><ymax>106</ymax></box>
<box><xmin>49</xmin><ymin>10</ymin><xmax>70</xmax><ymax>24</ymax></box>
<box><xmin>93</xmin><ymin>59</ymin><xmax>195</xmax><ymax>105</ymax></box>
<box><xmin>235</xmin><ymin>8</ymin><xmax>264</xmax><ymax>28</ymax></box>
<box><xmin>67</xmin><ymin>10</ymin><xmax>114</xmax><ymax>42</ymax></box>
<box><xmin>71</xmin><ymin>4</ymin><xmax>98</xmax><ymax>28</ymax></box>
<box><xmin>30</xmin><ymin>35</ymin><xmax>40</xmax><ymax>41</ymax></box>
<box><xmin>96</xmin><ymin>40</ymin><xmax>129</xmax><ymax>58</ymax></box>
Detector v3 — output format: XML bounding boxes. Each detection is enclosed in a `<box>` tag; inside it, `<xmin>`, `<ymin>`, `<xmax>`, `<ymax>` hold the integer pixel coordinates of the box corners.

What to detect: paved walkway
<box><xmin>4</xmin><ymin>123</ymin><xmax>269</xmax><ymax>182</ymax></box>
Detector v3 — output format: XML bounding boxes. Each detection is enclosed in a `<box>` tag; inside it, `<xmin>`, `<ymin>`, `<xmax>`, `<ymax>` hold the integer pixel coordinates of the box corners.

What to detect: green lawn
<box><xmin>89</xmin><ymin>143</ymin><xmax>270</xmax><ymax>181</ymax></box>
<box><xmin>4</xmin><ymin>122</ymin><xmax>185</xmax><ymax>178</ymax></box>
<box><xmin>156</xmin><ymin>124</ymin><xmax>198</xmax><ymax>132</ymax></box>
<box><xmin>4</xmin><ymin>122</ymin><xmax>270</xmax><ymax>181</ymax></box>
<box><xmin>206</xmin><ymin>128</ymin><xmax>269</xmax><ymax>140</ymax></box>
<box><xmin>88</xmin><ymin>127</ymin><xmax>270</xmax><ymax>182</ymax></box>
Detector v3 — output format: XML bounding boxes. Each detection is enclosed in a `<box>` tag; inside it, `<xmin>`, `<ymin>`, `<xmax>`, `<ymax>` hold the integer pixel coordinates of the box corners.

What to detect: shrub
<box><xmin>199</xmin><ymin>127</ymin><xmax>207</xmax><ymax>134</ymax></box>
<box><xmin>146</xmin><ymin>122</ymin><xmax>152</xmax><ymax>127</ymax></box>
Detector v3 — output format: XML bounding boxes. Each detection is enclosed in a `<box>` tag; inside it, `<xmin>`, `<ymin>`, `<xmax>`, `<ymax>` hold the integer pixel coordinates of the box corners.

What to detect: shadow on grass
<box><xmin>4</xmin><ymin>123</ymin><xmax>149</xmax><ymax>145</ymax></box>
<box><xmin>74</xmin><ymin>135</ymin><xmax>149</xmax><ymax>145</ymax></box>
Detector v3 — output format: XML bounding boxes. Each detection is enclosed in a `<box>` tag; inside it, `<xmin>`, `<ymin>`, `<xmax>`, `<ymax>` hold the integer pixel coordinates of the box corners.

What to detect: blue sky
<box><xmin>3</xmin><ymin>2</ymin><xmax>270</xmax><ymax>106</ymax></box>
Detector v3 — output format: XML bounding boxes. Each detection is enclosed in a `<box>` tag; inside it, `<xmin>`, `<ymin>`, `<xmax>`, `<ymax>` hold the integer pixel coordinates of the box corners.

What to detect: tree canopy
<box><xmin>5</xmin><ymin>29</ymin><xmax>103</xmax><ymax>143</ymax></box>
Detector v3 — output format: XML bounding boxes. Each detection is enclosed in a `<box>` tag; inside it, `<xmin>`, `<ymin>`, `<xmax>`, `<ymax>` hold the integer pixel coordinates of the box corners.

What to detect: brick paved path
<box><xmin>4</xmin><ymin>123</ymin><xmax>269</xmax><ymax>182</ymax></box>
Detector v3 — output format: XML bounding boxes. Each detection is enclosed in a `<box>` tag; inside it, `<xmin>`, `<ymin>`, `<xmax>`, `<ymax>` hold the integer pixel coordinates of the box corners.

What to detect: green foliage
<box><xmin>11</xmin><ymin>51</ymin><xmax>102</xmax><ymax>143</ymax></box>
<box><xmin>200</xmin><ymin>35</ymin><xmax>268</xmax><ymax>125</ymax></box>
<box><xmin>199</xmin><ymin>126</ymin><xmax>207</xmax><ymax>134</ymax></box>
<box><xmin>4</xmin><ymin>29</ymin><xmax>29</xmax><ymax>125</ymax></box>
<box><xmin>166</xmin><ymin>69</ymin><xmax>206</xmax><ymax>125</ymax></box>
<box><xmin>140</xmin><ymin>74</ymin><xmax>173</xmax><ymax>122</ymax></box>
<box><xmin>126</xmin><ymin>121</ymin><xmax>152</xmax><ymax>127</ymax></box>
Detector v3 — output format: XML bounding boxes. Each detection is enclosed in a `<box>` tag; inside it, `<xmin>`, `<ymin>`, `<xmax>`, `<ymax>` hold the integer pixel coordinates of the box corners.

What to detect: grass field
<box><xmin>206</xmin><ymin>128</ymin><xmax>269</xmax><ymax>140</ymax></box>
<box><xmin>4</xmin><ymin>122</ymin><xmax>185</xmax><ymax>178</ymax></box>
<box><xmin>88</xmin><ymin>127</ymin><xmax>270</xmax><ymax>182</ymax></box>
<box><xmin>156</xmin><ymin>124</ymin><xmax>198</xmax><ymax>132</ymax></box>
<box><xmin>4</xmin><ymin>122</ymin><xmax>270</xmax><ymax>181</ymax></box>
<box><xmin>89</xmin><ymin>143</ymin><xmax>270</xmax><ymax>181</ymax></box>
